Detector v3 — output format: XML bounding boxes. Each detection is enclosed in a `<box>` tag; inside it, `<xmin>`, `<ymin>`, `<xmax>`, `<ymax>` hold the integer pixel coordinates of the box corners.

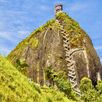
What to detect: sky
<box><xmin>0</xmin><ymin>0</ymin><xmax>102</xmax><ymax>62</ymax></box>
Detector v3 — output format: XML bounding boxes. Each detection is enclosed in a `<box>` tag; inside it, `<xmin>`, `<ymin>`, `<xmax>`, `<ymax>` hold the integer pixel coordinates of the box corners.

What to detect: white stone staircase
<box><xmin>56</xmin><ymin>19</ymin><xmax>83</xmax><ymax>95</ymax></box>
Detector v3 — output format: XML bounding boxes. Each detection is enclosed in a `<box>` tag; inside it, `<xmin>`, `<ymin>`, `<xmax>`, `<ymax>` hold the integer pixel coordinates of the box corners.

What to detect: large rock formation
<box><xmin>8</xmin><ymin>8</ymin><xmax>101</xmax><ymax>89</ymax></box>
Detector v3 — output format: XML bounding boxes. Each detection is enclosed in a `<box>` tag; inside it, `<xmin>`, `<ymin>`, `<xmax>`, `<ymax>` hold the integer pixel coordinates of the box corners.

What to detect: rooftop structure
<box><xmin>55</xmin><ymin>4</ymin><xmax>63</xmax><ymax>14</ymax></box>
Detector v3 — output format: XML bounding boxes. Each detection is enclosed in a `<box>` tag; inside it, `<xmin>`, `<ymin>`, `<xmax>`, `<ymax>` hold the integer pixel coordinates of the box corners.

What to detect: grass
<box><xmin>0</xmin><ymin>56</ymin><xmax>75</xmax><ymax>102</ymax></box>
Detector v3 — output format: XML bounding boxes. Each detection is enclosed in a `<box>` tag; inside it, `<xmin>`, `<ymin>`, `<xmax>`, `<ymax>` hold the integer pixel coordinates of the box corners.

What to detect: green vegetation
<box><xmin>45</xmin><ymin>66</ymin><xmax>76</xmax><ymax>100</ymax></box>
<box><xmin>0</xmin><ymin>56</ymin><xmax>75</xmax><ymax>102</ymax></box>
<box><xmin>2</xmin><ymin>55</ymin><xmax>102</xmax><ymax>102</ymax></box>
<box><xmin>79</xmin><ymin>77</ymin><xmax>102</xmax><ymax>102</ymax></box>
<box><xmin>80</xmin><ymin>77</ymin><xmax>97</xmax><ymax>102</ymax></box>
<box><xmin>6</xmin><ymin>11</ymin><xmax>102</xmax><ymax>102</ymax></box>
<box><xmin>15</xmin><ymin>58</ymin><xmax>28</xmax><ymax>75</ymax></box>
<box><xmin>56</xmin><ymin>12</ymin><xmax>86</xmax><ymax>48</ymax></box>
<box><xmin>29</xmin><ymin>37</ymin><xmax>39</xmax><ymax>48</ymax></box>
<box><xmin>45</xmin><ymin>67</ymin><xmax>102</xmax><ymax>102</ymax></box>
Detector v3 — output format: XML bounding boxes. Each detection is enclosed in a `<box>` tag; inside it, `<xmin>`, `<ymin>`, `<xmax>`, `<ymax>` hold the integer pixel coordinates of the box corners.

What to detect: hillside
<box><xmin>1</xmin><ymin>2</ymin><xmax>102</xmax><ymax>101</ymax></box>
<box><xmin>0</xmin><ymin>56</ymin><xmax>75</xmax><ymax>102</ymax></box>
<box><xmin>8</xmin><ymin>12</ymin><xmax>101</xmax><ymax>88</ymax></box>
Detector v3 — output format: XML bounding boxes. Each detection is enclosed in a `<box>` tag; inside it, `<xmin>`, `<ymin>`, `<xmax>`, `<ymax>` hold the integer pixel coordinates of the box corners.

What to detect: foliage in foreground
<box><xmin>0</xmin><ymin>56</ymin><xmax>75</xmax><ymax>102</ymax></box>
<box><xmin>80</xmin><ymin>77</ymin><xmax>102</xmax><ymax>102</ymax></box>
<box><xmin>1</xmin><ymin>55</ymin><xmax>102</xmax><ymax>102</ymax></box>
<box><xmin>45</xmin><ymin>66</ymin><xmax>76</xmax><ymax>100</ymax></box>
<box><xmin>45</xmin><ymin>66</ymin><xmax>102</xmax><ymax>102</ymax></box>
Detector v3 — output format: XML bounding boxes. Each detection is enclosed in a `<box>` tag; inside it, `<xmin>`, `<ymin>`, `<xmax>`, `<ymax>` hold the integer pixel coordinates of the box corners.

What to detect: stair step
<box><xmin>63</xmin><ymin>40</ymin><xmax>70</xmax><ymax>43</ymax></box>
<box><xmin>65</xmin><ymin>53</ymin><xmax>72</xmax><ymax>57</ymax></box>
<box><xmin>71</xmin><ymin>80</ymin><xmax>77</xmax><ymax>85</ymax></box>
<box><xmin>69</xmin><ymin>78</ymin><xmax>77</xmax><ymax>83</ymax></box>
<box><xmin>68</xmin><ymin>75</ymin><xmax>76</xmax><ymax>80</ymax></box>
<box><xmin>63</xmin><ymin>45</ymin><xmax>68</xmax><ymax>48</ymax></box>
<box><xmin>63</xmin><ymin>43</ymin><xmax>70</xmax><ymax>47</ymax></box>
<box><xmin>72</xmin><ymin>82</ymin><xmax>78</xmax><ymax>88</ymax></box>
<box><xmin>62</xmin><ymin>34</ymin><xmax>69</xmax><ymax>38</ymax></box>
<box><xmin>67</xmin><ymin>60</ymin><xmax>74</xmax><ymax>64</ymax></box>
<box><xmin>67</xmin><ymin>63</ymin><xmax>74</xmax><ymax>67</ymax></box>
<box><xmin>65</xmin><ymin>60</ymin><xmax>73</xmax><ymax>64</ymax></box>
<box><xmin>68</xmin><ymin>67</ymin><xmax>75</xmax><ymax>72</ymax></box>
<box><xmin>68</xmin><ymin>71</ymin><xmax>76</xmax><ymax>75</ymax></box>
<box><xmin>61</xmin><ymin>30</ymin><xmax>66</xmax><ymax>33</ymax></box>
<box><xmin>63</xmin><ymin>44</ymin><xmax>71</xmax><ymax>50</ymax></box>
<box><xmin>65</xmin><ymin>56</ymin><xmax>72</xmax><ymax>59</ymax></box>
<box><xmin>68</xmin><ymin>66</ymin><xmax>74</xmax><ymax>70</ymax></box>
<box><xmin>68</xmin><ymin>75</ymin><xmax>77</xmax><ymax>80</ymax></box>
<box><xmin>65</xmin><ymin>59</ymin><xmax>72</xmax><ymax>63</ymax></box>
<box><xmin>63</xmin><ymin>39</ymin><xmax>69</xmax><ymax>43</ymax></box>
<box><xmin>68</xmin><ymin>72</ymin><xmax>76</xmax><ymax>77</ymax></box>
<box><xmin>65</xmin><ymin>54</ymin><xmax>70</xmax><ymax>57</ymax></box>
<box><xmin>63</xmin><ymin>43</ymin><xmax>69</xmax><ymax>47</ymax></box>
<box><xmin>64</xmin><ymin>48</ymin><xmax>70</xmax><ymax>52</ymax></box>
<box><xmin>66</xmin><ymin>51</ymin><xmax>72</xmax><ymax>54</ymax></box>
<box><xmin>68</xmin><ymin>69</ymin><xmax>75</xmax><ymax>72</ymax></box>
<box><xmin>74</xmin><ymin>88</ymin><xmax>80</xmax><ymax>95</ymax></box>
<box><xmin>66</xmin><ymin>56</ymin><xmax>72</xmax><ymax>60</ymax></box>
<box><xmin>62</xmin><ymin>33</ymin><xmax>70</xmax><ymax>37</ymax></box>
<box><xmin>68</xmin><ymin>76</ymin><xmax>77</xmax><ymax>81</ymax></box>
<box><xmin>65</xmin><ymin>60</ymin><xmax>71</xmax><ymax>63</ymax></box>
<box><xmin>67</xmin><ymin>61</ymin><xmax>73</xmax><ymax>64</ymax></box>
<box><xmin>63</xmin><ymin>38</ymin><xmax>70</xmax><ymax>43</ymax></box>
<box><xmin>65</xmin><ymin>51</ymin><xmax>71</xmax><ymax>55</ymax></box>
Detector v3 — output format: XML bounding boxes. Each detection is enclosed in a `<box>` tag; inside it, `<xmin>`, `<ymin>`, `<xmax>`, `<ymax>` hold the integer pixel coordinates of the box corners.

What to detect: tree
<box><xmin>16</xmin><ymin>58</ymin><xmax>28</xmax><ymax>75</ymax></box>
<box><xmin>45</xmin><ymin>66</ymin><xmax>76</xmax><ymax>99</ymax></box>
<box><xmin>96</xmin><ymin>81</ymin><xmax>102</xmax><ymax>102</ymax></box>
<box><xmin>80</xmin><ymin>77</ymin><xmax>97</xmax><ymax>102</ymax></box>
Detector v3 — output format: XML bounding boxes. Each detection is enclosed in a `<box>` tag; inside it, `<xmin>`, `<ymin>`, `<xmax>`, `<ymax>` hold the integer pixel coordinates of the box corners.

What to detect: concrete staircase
<box><xmin>56</xmin><ymin>19</ymin><xmax>84</xmax><ymax>95</ymax></box>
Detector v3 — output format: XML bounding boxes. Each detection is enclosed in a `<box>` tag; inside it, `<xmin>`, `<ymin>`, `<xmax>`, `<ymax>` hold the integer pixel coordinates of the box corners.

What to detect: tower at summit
<box><xmin>55</xmin><ymin>4</ymin><xmax>63</xmax><ymax>14</ymax></box>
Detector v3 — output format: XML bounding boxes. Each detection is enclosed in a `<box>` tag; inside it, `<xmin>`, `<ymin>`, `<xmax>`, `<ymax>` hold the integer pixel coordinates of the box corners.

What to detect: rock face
<box><xmin>8</xmin><ymin>12</ymin><xmax>102</xmax><ymax>87</ymax></box>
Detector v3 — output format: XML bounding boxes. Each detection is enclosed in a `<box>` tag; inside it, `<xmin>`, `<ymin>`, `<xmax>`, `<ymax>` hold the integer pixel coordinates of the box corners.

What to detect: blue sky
<box><xmin>0</xmin><ymin>0</ymin><xmax>102</xmax><ymax>62</ymax></box>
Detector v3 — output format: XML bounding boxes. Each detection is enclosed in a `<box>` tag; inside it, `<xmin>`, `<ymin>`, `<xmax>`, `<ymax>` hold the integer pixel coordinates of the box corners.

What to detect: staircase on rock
<box><xmin>56</xmin><ymin>19</ymin><xmax>84</xmax><ymax>95</ymax></box>
<box><xmin>7</xmin><ymin>4</ymin><xmax>102</xmax><ymax>96</ymax></box>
